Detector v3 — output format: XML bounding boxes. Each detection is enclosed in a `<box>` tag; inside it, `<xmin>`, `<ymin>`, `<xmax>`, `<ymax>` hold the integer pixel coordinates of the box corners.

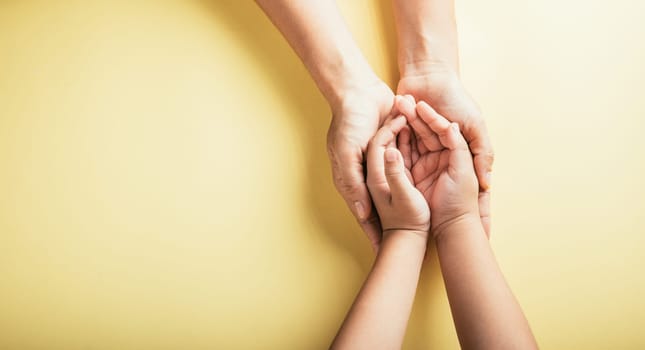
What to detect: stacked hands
<box><xmin>327</xmin><ymin>68</ymin><xmax>493</xmax><ymax>250</ymax></box>
<box><xmin>256</xmin><ymin>1</ymin><xmax>537</xmax><ymax>348</ymax></box>
<box><xmin>366</xmin><ymin>95</ymin><xmax>479</xmax><ymax>244</ymax></box>
<box><xmin>331</xmin><ymin>93</ymin><xmax>538</xmax><ymax>350</ymax></box>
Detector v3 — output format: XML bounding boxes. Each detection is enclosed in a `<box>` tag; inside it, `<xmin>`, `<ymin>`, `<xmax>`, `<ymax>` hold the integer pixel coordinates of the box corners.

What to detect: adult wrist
<box><xmin>327</xmin><ymin>75</ymin><xmax>383</xmax><ymax>113</ymax></box>
<box><xmin>316</xmin><ymin>53</ymin><xmax>381</xmax><ymax>110</ymax></box>
<box><xmin>393</xmin><ymin>0</ymin><xmax>459</xmax><ymax>76</ymax></box>
<box><xmin>399</xmin><ymin>55</ymin><xmax>459</xmax><ymax>79</ymax></box>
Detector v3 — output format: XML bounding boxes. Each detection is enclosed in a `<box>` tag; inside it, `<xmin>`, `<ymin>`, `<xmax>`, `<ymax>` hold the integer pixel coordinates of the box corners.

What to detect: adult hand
<box><xmin>397</xmin><ymin>64</ymin><xmax>493</xmax><ymax>235</ymax></box>
<box><xmin>327</xmin><ymin>79</ymin><xmax>397</xmax><ymax>251</ymax></box>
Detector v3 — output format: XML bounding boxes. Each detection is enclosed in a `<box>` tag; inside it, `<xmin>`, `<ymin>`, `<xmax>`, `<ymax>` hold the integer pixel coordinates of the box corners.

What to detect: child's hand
<box><xmin>366</xmin><ymin>116</ymin><xmax>430</xmax><ymax>238</ymax></box>
<box><xmin>397</xmin><ymin>100</ymin><xmax>479</xmax><ymax>240</ymax></box>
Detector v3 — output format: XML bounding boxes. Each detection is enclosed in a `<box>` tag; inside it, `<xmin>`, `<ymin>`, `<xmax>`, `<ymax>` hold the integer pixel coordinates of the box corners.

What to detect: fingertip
<box><xmin>393</xmin><ymin>95</ymin><xmax>403</xmax><ymax>108</ymax></box>
<box><xmin>416</xmin><ymin>100</ymin><xmax>431</xmax><ymax>112</ymax></box>
<box><xmin>388</xmin><ymin>114</ymin><xmax>407</xmax><ymax>131</ymax></box>
<box><xmin>416</xmin><ymin>101</ymin><xmax>438</xmax><ymax>122</ymax></box>
<box><xmin>371</xmin><ymin>117</ymin><xmax>405</xmax><ymax>149</ymax></box>
<box><xmin>396</xmin><ymin>94</ymin><xmax>415</xmax><ymax>111</ymax></box>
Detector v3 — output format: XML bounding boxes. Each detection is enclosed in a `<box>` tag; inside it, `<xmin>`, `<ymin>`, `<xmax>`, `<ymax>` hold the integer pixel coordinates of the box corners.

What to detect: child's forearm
<box><xmin>331</xmin><ymin>230</ymin><xmax>426</xmax><ymax>350</ymax></box>
<box><xmin>436</xmin><ymin>216</ymin><xmax>538</xmax><ymax>350</ymax></box>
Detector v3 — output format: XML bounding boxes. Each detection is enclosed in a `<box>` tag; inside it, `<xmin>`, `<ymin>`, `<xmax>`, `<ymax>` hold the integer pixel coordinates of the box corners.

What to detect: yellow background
<box><xmin>1</xmin><ymin>1</ymin><xmax>644</xmax><ymax>349</ymax></box>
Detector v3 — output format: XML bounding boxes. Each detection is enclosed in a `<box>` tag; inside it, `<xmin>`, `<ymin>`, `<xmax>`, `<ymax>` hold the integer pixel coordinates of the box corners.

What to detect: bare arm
<box><xmin>398</xmin><ymin>100</ymin><xmax>537</xmax><ymax>349</ymax></box>
<box><xmin>393</xmin><ymin>0</ymin><xmax>494</xmax><ymax>234</ymax></box>
<box><xmin>255</xmin><ymin>0</ymin><xmax>377</xmax><ymax>105</ymax></box>
<box><xmin>256</xmin><ymin>0</ymin><xmax>397</xmax><ymax>250</ymax></box>
<box><xmin>332</xmin><ymin>116</ymin><xmax>431</xmax><ymax>349</ymax></box>
<box><xmin>436</xmin><ymin>217</ymin><xmax>538</xmax><ymax>349</ymax></box>
<box><xmin>332</xmin><ymin>230</ymin><xmax>426</xmax><ymax>350</ymax></box>
<box><xmin>393</xmin><ymin>0</ymin><xmax>459</xmax><ymax>75</ymax></box>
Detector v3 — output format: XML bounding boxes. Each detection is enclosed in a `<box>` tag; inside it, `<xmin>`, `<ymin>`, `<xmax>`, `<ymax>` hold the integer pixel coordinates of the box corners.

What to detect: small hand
<box><xmin>395</xmin><ymin>100</ymin><xmax>479</xmax><ymax>240</ymax></box>
<box><xmin>365</xmin><ymin>116</ymin><xmax>430</xmax><ymax>237</ymax></box>
<box><xmin>397</xmin><ymin>64</ymin><xmax>493</xmax><ymax>235</ymax></box>
<box><xmin>327</xmin><ymin>80</ymin><xmax>397</xmax><ymax>250</ymax></box>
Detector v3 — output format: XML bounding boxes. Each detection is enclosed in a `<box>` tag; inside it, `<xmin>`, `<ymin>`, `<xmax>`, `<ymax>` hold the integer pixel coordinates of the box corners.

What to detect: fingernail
<box><xmin>354</xmin><ymin>201</ymin><xmax>366</xmax><ymax>220</ymax></box>
<box><xmin>451</xmin><ymin>123</ymin><xmax>460</xmax><ymax>133</ymax></box>
<box><xmin>486</xmin><ymin>172</ymin><xmax>492</xmax><ymax>188</ymax></box>
<box><xmin>385</xmin><ymin>149</ymin><xmax>398</xmax><ymax>162</ymax></box>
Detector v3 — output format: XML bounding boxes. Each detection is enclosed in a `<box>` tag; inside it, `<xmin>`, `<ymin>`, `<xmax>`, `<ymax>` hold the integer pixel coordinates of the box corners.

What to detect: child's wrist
<box><xmin>381</xmin><ymin>229</ymin><xmax>429</xmax><ymax>251</ymax></box>
<box><xmin>432</xmin><ymin>212</ymin><xmax>481</xmax><ymax>243</ymax></box>
<box><xmin>383</xmin><ymin>227</ymin><xmax>428</xmax><ymax>239</ymax></box>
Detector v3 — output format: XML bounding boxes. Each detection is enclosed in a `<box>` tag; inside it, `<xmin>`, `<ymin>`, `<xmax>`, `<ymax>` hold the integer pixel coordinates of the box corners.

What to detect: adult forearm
<box><xmin>332</xmin><ymin>231</ymin><xmax>426</xmax><ymax>349</ymax></box>
<box><xmin>436</xmin><ymin>218</ymin><xmax>537</xmax><ymax>349</ymax></box>
<box><xmin>255</xmin><ymin>0</ymin><xmax>379</xmax><ymax>107</ymax></box>
<box><xmin>393</xmin><ymin>0</ymin><xmax>460</xmax><ymax>75</ymax></box>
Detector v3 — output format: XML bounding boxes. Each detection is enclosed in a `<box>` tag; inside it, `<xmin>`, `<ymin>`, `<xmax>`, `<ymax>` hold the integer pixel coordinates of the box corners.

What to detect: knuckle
<box><xmin>326</xmin><ymin>143</ymin><xmax>335</xmax><ymax>160</ymax></box>
<box><xmin>469</xmin><ymin>109</ymin><xmax>483</xmax><ymax>121</ymax></box>
<box><xmin>333</xmin><ymin>173</ymin><xmax>362</xmax><ymax>196</ymax></box>
<box><xmin>474</xmin><ymin>150</ymin><xmax>495</xmax><ymax>169</ymax></box>
<box><xmin>331</xmin><ymin>169</ymin><xmax>343</xmax><ymax>187</ymax></box>
<box><xmin>358</xmin><ymin>213</ymin><xmax>380</xmax><ymax>226</ymax></box>
<box><xmin>462</xmin><ymin>115</ymin><xmax>485</xmax><ymax>135</ymax></box>
<box><xmin>481</xmin><ymin>150</ymin><xmax>495</xmax><ymax>164</ymax></box>
<box><xmin>384</xmin><ymin>166</ymin><xmax>401</xmax><ymax>178</ymax></box>
<box><xmin>328</xmin><ymin>140</ymin><xmax>360</xmax><ymax>165</ymax></box>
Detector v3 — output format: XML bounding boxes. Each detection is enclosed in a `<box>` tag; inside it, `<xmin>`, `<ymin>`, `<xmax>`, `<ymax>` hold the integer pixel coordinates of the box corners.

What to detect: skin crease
<box><xmin>395</xmin><ymin>94</ymin><xmax>492</xmax><ymax>235</ymax></box>
<box><xmin>327</xmin><ymin>80</ymin><xmax>397</xmax><ymax>249</ymax></box>
<box><xmin>332</xmin><ymin>109</ymin><xmax>537</xmax><ymax>350</ymax></box>
<box><xmin>393</xmin><ymin>0</ymin><xmax>494</xmax><ymax>236</ymax></box>
<box><xmin>331</xmin><ymin>116</ymin><xmax>429</xmax><ymax>350</ymax></box>
<box><xmin>256</xmin><ymin>1</ymin><xmax>533</xmax><ymax>348</ymax></box>
<box><xmin>256</xmin><ymin>0</ymin><xmax>494</xmax><ymax>250</ymax></box>
<box><xmin>255</xmin><ymin>0</ymin><xmax>397</xmax><ymax>250</ymax></box>
<box><xmin>396</xmin><ymin>70</ymin><xmax>493</xmax><ymax>236</ymax></box>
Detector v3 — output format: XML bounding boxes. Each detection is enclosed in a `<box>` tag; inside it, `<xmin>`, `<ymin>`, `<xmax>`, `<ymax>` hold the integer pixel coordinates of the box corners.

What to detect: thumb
<box><xmin>384</xmin><ymin>148</ymin><xmax>415</xmax><ymax>201</ymax></box>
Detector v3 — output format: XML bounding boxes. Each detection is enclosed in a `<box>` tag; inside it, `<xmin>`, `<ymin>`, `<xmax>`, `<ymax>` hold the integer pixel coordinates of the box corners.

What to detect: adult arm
<box><xmin>393</xmin><ymin>0</ymin><xmax>494</xmax><ymax>235</ymax></box>
<box><xmin>256</xmin><ymin>0</ymin><xmax>396</xmax><ymax>249</ymax></box>
<box><xmin>255</xmin><ymin>0</ymin><xmax>378</xmax><ymax>105</ymax></box>
<box><xmin>393</xmin><ymin>0</ymin><xmax>459</xmax><ymax>73</ymax></box>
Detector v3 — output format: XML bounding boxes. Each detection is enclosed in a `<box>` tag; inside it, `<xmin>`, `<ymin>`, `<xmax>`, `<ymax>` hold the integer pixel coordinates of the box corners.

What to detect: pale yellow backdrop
<box><xmin>1</xmin><ymin>1</ymin><xmax>644</xmax><ymax>349</ymax></box>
